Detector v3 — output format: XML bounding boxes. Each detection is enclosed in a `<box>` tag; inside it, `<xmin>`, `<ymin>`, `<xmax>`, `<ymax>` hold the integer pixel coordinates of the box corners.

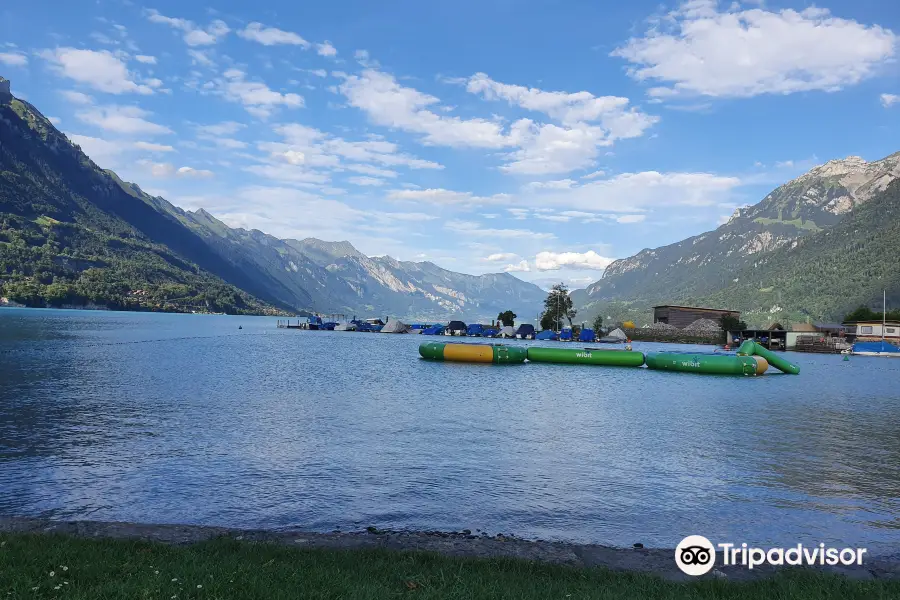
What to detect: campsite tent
<box><xmin>381</xmin><ymin>318</ymin><xmax>410</xmax><ymax>333</ymax></box>
<box><xmin>497</xmin><ymin>326</ymin><xmax>517</xmax><ymax>338</ymax></box>
<box><xmin>536</xmin><ymin>330</ymin><xmax>558</xmax><ymax>341</ymax></box>
<box><xmin>598</xmin><ymin>327</ymin><xmax>627</xmax><ymax>343</ymax></box>
<box><xmin>578</xmin><ymin>328</ymin><xmax>595</xmax><ymax>342</ymax></box>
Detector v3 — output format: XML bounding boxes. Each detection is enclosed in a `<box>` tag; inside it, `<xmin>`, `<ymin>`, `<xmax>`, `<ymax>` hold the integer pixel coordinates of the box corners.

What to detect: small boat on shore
<box><xmin>851</xmin><ymin>340</ymin><xmax>900</xmax><ymax>357</ymax></box>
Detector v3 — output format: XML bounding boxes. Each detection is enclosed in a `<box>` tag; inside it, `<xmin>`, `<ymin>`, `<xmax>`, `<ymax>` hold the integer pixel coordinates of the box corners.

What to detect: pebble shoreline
<box><xmin>2</xmin><ymin>516</ymin><xmax>899</xmax><ymax>583</ymax></box>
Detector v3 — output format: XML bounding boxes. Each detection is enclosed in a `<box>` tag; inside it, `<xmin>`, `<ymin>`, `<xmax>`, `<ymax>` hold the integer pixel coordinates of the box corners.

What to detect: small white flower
<box><xmin>197</xmin><ymin>584</ymin><xmax>202</xmax><ymax>589</ymax></box>
<box><xmin>63</xmin><ymin>581</ymin><xmax>69</xmax><ymax>585</ymax></box>
<box><xmin>54</xmin><ymin>586</ymin><xmax>61</xmax><ymax>591</ymax></box>
<box><xmin>49</xmin><ymin>571</ymin><xmax>55</xmax><ymax>577</ymax></box>
<box><xmin>31</xmin><ymin>588</ymin><xmax>39</xmax><ymax>592</ymax></box>
<box><xmin>155</xmin><ymin>570</ymin><xmax>159</xmax><ymax>575</ymax></box>
<box><xmin>171</xmin><ymin>578</ymin><xmax>178</xmax><ymax>582</ymax></box>
<box><xmin>61</xmin><ymin>566</ymin><xmax>68</xmax><ymax>571</ymax></box>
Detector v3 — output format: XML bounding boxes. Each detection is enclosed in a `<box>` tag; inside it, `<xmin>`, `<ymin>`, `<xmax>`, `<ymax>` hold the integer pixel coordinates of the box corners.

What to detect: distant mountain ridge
<box><xmin>573</xmin><ymin>152</ymin><xmax>900</xmax><ymax>325</ymax></box>
<box><xmin>0</xmin><ymin>77</ymin><xmax>544</xmax><ymax>319</ymax></box>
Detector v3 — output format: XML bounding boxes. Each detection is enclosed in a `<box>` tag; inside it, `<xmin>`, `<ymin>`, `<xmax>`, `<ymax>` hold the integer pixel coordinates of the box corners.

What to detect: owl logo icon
<box><xmin>675</xmin><ymin>535</ymin><xmax>716</xmax><ymax>576</ymax></box>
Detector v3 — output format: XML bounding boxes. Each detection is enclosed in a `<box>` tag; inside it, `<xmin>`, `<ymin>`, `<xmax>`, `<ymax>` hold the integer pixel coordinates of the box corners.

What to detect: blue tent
<box><xmin>422</xmin><ymin>325</ymin><xmax>445</xmax><ymax>335</ymax></box>
<box><xmin>559</xmin><ymin>328</ymin><xmax>573</xmax><ymax>341</ymax></box>
<box><xmin>536</xmin><ymin>330</ymin><xmax>558</xmax><ymax>341</ymax></box>
<box><xmin>516</xmin><ymin>324</ymin><xmax>536</xmax><ymax>339</ymax></box>
<box><xmin>467</xmin><ymin>323</ymin><xmax>485</xmax><ymax>336</ymax></box>
<box><xmin>482</xmin><ymin>327</ymin><xmax>499</xmax><ymax>338</ymax></box>
<box><xmin>578</xmin><ymin>328</ymin><xmax>595</xmax><ymax>342</ymax></box>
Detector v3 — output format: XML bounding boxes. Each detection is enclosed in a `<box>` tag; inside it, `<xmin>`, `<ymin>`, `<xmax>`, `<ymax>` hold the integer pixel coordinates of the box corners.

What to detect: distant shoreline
<box><xmin>2</xmin><ymin>516</ymin><xmax>898</xmax><ymax>582</ymax></box>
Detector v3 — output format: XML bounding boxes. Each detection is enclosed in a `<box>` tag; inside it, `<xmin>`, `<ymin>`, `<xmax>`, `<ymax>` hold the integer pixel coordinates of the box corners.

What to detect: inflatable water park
<box><xmin>418</xmin><ymin>339</ymin><xmax>800</xmax><ymax>375</ymax></box>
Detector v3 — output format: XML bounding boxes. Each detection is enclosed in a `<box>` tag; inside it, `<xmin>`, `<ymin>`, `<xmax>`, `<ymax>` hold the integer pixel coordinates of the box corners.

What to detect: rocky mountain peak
<box><xmin>0</xmin><ymin>77</ymin><xmax>11</xmax><ymax>104</ymax></box>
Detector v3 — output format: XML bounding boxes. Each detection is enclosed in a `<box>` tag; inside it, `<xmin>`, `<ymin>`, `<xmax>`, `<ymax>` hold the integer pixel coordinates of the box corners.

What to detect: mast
<box><xmin>883</xmin><ymin>289</ymin><xmax>887</xmax><ymax>342</ymax></box>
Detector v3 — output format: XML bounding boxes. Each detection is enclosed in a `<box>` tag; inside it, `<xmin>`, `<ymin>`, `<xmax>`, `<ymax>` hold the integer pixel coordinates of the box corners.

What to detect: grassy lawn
<box><xmin>2</xmin><ymin>533</ymin><xmax>898</xmax><ymax>599</ymax></box>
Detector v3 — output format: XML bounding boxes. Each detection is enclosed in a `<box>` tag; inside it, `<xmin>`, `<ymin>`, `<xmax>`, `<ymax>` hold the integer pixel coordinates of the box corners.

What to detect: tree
<box><xmin>497</xmin><ymin>310</ymin><xmax>516</xmax><ymax>327</ymax></box>
<box><xmin>540</xmin><ymin>283</ymin><xmax>575</xmax><ymax>331</ymax></box>
<box><xmin>592</xmin><ymin>314</ymin><xmax>604</xmax><ymax>332</ymax></box>
<box><xmin>719</xmin><ymin>314</ymin><xmax>748</xmax><ymax>343</ymax></box>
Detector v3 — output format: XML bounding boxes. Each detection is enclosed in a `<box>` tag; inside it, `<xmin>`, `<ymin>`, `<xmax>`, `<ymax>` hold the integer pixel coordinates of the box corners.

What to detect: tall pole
<box><xmin>883</xmin><ymin>289</ymin><xmax>887</xmax><ymax>342</ymax></box>
<box><xmin>556</xmin><ymin>284</ymin><xmax>560</xmax><ymax>333</ymax></box>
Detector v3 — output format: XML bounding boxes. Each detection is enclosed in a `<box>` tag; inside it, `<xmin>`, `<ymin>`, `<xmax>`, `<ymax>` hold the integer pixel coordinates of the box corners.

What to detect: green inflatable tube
<box><xmin>737</xmin><ymin>340</ymin><xmax>800</xmax><ymax>374</ymax></box>
<box><xmin>527</xmin><ymin>346</ymin><xmax>645</xmax><ymax>367</ymax></box>
<box><xmin>418</xmin><ymin>342</ymin><xmax>527</xmax><ymax>364</ymax></box>
<box><xmin>645</xmin><ymin>352</ymin><xmax>768</xmax><ymax>376</ymax></box>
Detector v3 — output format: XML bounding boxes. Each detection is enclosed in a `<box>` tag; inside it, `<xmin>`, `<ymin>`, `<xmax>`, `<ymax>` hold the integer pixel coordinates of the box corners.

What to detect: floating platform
<box><xmin>645</xmin><ymin>352</ymin><xmax>769</xmax><ymax>376</ymax></box>
<box><xmin>419</xmin><ymin>342</ymin><xmax>527</xmax><ymax>364</ymax></box>
<box><xmin>526</xmin><ymin>346</ymin><xmax>645</xmax><ymax>367</ymax></box>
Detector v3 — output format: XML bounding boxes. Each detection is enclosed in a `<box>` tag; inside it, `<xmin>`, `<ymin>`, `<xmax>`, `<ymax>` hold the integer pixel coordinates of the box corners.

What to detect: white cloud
<box><xmin>60</xmin><ymin>90</ymin><xmax>94</xmax><ymax>105</ymax></box>
<box><xmin>482</xmin><ymin>252</ymin><xmax>521</xmax><ymax>262</ymax></box>
<box><xmin>446</xmin><ymin>219</ymin><xmax>555</xmax><ymax>239</ymax></box>
<box><xmin>0</xmin><ymin>52</ymin><xmax>27</xmax><ymax>66</ymax></box>
<box><xmin>218</xmin><ymin>69</ymin><xmax>304</xmax><ymax>118</ymax></box>
<box><xmin>40</xmin><ymin>48</ymin><xmax>156</xmax><ymax>94</ymax></box>
<box><xmin>527</xmin><ymin>171</ymin><xmax>741</xmax><ymax>212</ymax></box>
<box><xmin>48</xmin><ymin>117</ymin><xmax>62</xmax><ymax>125</ymax></box>
<box><xmin>388</xmin><ymin>188</ymin><xmax>509</xmax><ymax>206</ymax></box>
<box><xmin>68</xmin><ymin>134</ymin><xmax>129</xmax><ymax>165</ymax></box>
<box><xmin>616</xmin><ymin>214</ymin><xmax>646</xmax><ymax>223</ymax></box>
<box><xmin>342</xmin><ymin>69</ymin><xmax>657</xmax><ymax>175</ymax></box>
<box><xmin>582</xmin><ymin>170</ymin><xmax>606</xmax><ymax>179</ymax></box>
<box><xmin>196</xmin><ymin>121</ymin><xmax>245</xmax><ymax>136</ymax></box>
<box><xmin>503</xmin><ymin>260</ymin><xmax>531</xmax><ymax>272</ymax></box>
<box><xmin>135</xmin><ymin>54</ymin><xmax>157</xmax><ymax>64</ymax></box>
<box><xmin>881</xmin><ymin>93</ymin><xmax>900</xmax><ymax>108</ymax></box>
<box><xmin>134</xmin><ymin>141</ymin><xmax>175</xmax><ymax>152</ymax></box>
<box><xmin>145</xmin><ymin>9</ymin><xmax>230</xmax><ymax>46</ymax></box>
<box><xmin>535</xmin><ymin>214</ymin><xmax>571</xmax><ymax>222</ymax></box>
<box><xmin>347</xmin><ymin>176</ymin><xmax>385</xmax><ymax>186</ymax></box>
<box><xmin>308</xmin><ymin>69</ymin><xmax>328</xmax><ymax>78</ymax></box>
<box><xmin>612</xmin><ymin>1</ymin><xmax>897</xmax><ymax>98</ymax></box>
<box><xmin>525</xmin><ymin>179</ymin><xmax>577</xmax><ymax>190</ymax></box>
<box><xmin>140</xmin><ymin>161</ymin><xmax>214</xmax><ymax>178</ymax></box>
<box><xmin>76</xmin><ymin>105</ymin><xmax>172</xmax><ymax>135</ymax></box>
<box><xmin>187</xmin><ymin>49</ymin><xmax>215</xmax><ymax>67</ymax></box>
<box><xmin>534</xmin><ymin>250</ymin><xmax>614</xmax><ymax>271</ymax></box>
<box><xmin>340</xmin><ymin>69</ymin><xmax>512</xmax><ymax>148</ymax></box>
<box><xmin>316</xmin><ymin>41</ymin><xmax>337</xmax><ymax>57</ymax></box>
<box><xmin>237</xmin><ymin>22</ymin><xmax>309</xmax><ymax>47</ymax></box>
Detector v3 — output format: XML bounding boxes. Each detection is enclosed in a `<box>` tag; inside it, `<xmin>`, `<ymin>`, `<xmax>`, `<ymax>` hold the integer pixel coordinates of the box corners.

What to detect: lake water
<box><xmin>2</xmin><ymin>308</ymin><xmax>900</xmax><ymax>552</ymax></box>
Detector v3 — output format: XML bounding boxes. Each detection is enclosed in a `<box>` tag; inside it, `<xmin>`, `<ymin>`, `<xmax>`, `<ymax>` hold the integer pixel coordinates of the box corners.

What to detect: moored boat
<box><xmin>851</xmin><ymin>340</ymin><xmax>900</xmax><ymax>357</ymax></box>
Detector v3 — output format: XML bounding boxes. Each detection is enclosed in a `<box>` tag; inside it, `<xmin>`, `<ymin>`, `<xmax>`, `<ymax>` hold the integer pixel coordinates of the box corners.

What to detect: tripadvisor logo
<box><xmin>675</xmin><ymin>535</ymin><xmax>715</xmax><ymax>576</ymax></box>
<box><xmin>674</xmin><ymin>535</ymin><xmax>868</xmax><ymax>576</ymax></box>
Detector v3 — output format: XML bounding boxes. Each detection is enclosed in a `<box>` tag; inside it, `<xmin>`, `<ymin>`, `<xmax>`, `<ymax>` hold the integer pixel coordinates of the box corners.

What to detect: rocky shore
<box><xmin>3</xmin><ymin>516</ymin><xmax>899</xmax><ymax>583</ymax></box>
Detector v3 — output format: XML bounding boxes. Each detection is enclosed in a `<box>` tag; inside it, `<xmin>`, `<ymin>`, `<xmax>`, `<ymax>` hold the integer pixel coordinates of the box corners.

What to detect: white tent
<box><xmin>496</xmin><ymin>326</ymin><xmax>517</xmax><ymax>338</ymax></box>
<box><xmin>607</xmin><ymin>328</ymin><xmax>627</xmax><ymax>340</ymax></box>
<box><xmin>381</xmin><ymin>318</ymin><xmax>410</xmax><ymax>333</ymax></box>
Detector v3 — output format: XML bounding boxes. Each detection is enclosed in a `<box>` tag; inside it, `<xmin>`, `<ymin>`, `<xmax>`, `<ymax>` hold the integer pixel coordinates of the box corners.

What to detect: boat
<box><xmin>496</xmin><ymin>325</ymin><xmax>517</xmax><ymax>338</ymax></box>
<box><xmin>559</xmin><ymin>327</ymin><xmax>573</xmax><ymax>341</ymax></box>
<box><xmin>421</xmin><ymin>324</ymin><xmax>445</xmax><ymax>335</ymax></box>
<box><xmin>515</xmin><ymin>324</ymin><xmax>536</xmax><ymax>340</ymax></box>
<box><xmin>578</xmin><ymin>328</ymin><xmax>595</xmax><ymax>343</ymax></box>
<box><xmin>444</xmin><ymin>320</ymin><xmax>467</xmax><ymax>337</ymax></box>
<box><xmin>535</xmin><ymin>330</ymin><xmax>558</xmax><ymax>341</ymax></box>
<box><xmin>321</xmin><ymin>321</ymin><xmax>338</xmax><ymax>330</ymax></box>
<box><xmin>419</xmin><ymin>342</ymin><xmax>527</xmax><ymax>364</ymax></box>
<box><xmin>466</xmin><ymin>323</ymin><xmax>485</xmax><ymax>337</ymax></box>
<box><xmin>851</xmin><ymin>340</ymin><xmax>900</xmax><ymax>357</ymax></box>
<box><xmin>481</xmin><ymin>327</ymin><xmax>499</xmax><ymax>338</ymax></box>
<box><xmin>851</xmin><ymin>291</ymin><xmax>900</xmax><ymax>357</ymax></box>
<box><xmin>334</xmin><ymin>322</ymin><xmax>357</xmax><ymax>331</ymax></box>
<box><xmin>526</xmin><ymin>346</ymin><xmax>644</xmax><ymax>367</ymax></box>
<box><xmin>381</xmin><ymin>318</ymin><xmax>410</xmax><ymax>333</ymax></box>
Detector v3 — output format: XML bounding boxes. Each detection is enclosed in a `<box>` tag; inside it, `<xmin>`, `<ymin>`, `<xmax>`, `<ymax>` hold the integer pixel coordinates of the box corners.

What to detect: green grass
<box><xmin>33</xmin><ymin>216</ymin><xmax>62</xmax><ymax>228</ymax></box>
<box><xmin>753</xmin><ymin>217</ymin><xmax>820</xmax><ymax>231</ymax></box>
<box><xmin>2</xmin><ymin>534</ymin><xmax>898</xmax><ymax>599</ymax></box>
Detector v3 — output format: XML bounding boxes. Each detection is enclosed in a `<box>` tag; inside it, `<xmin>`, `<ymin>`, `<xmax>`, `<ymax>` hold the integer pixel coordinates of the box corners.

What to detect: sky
<box><xmin>1</xmin><ymin>0</ymin><xmax>898</xmax><ymax>289</ymax></box>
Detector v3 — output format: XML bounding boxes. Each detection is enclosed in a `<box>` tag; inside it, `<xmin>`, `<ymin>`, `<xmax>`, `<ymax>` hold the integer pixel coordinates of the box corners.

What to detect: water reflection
<box><xmin>1</xmin><ymin>308</ymin><xmax>899</xmax><ymax>551</ymax></box>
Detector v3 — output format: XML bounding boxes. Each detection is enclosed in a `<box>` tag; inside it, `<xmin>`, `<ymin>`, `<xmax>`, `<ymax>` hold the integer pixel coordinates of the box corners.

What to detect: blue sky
<box><xmin>1</xmin><ymin>0</ymin><xmax>898</xmax><ymax>289</ymax></box>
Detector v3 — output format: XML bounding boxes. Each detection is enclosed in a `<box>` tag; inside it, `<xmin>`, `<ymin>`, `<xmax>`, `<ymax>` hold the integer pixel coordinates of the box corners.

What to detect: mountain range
<box><xmin>572</xmin><ymin>151</ymin><xmax>900</xmax><ymax>326</ymax></box>
<box><xmin>2</xmin><ymin>74</ymin><xmax>899</xmax><ymax>325</ymax></box>
<box><xmin>0</xmin><ymin>76</ymin><xmax>545</xmax><ymax>320</ymax></box>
